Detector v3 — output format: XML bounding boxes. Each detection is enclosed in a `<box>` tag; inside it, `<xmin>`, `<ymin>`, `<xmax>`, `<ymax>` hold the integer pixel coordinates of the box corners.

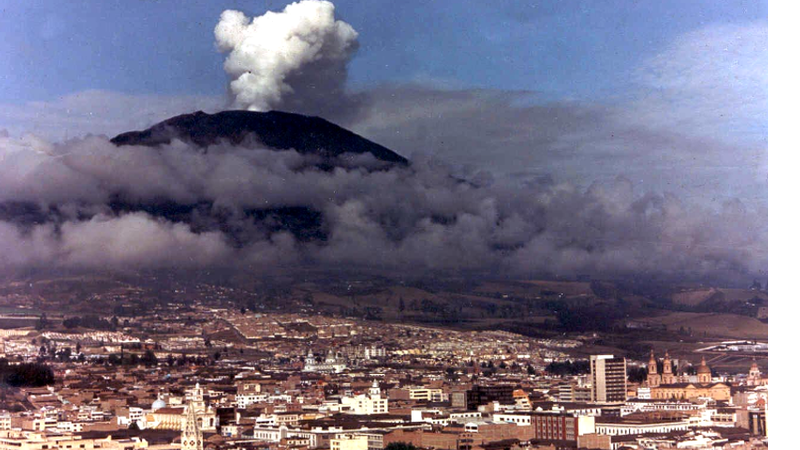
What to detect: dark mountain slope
<box><xmin>111</xmin><ymin>110</ymin><xmax>407</xmax><ymax>165</ymax></box>
<box><xmin>2</xmin><ymin>110</ymin><xmax>410</xmax><ymax>245</ymax></box>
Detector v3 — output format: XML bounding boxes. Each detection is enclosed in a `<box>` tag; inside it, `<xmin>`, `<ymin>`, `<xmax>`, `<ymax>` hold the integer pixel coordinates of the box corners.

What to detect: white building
<box><xmin>340</xmin><ymin>381</ymin><xmax>388</xmax><ymax>415</ymax></box>
<box><xmin>304</xmin><ymin>349</ymin><xmax>347</xmax><ymax>373</ymax></box>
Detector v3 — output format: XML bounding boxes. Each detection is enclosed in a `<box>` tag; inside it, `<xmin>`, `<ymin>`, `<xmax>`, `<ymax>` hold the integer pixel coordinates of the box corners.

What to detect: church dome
<box><xmin>152</xmin><ymin>399</ymin><xmax>167</xmax><ymax>411</ymax></box>
<box><xmin>697</xmin><ymin>357</ymin><xmax>711</xmax><ymax>374</ymax></box>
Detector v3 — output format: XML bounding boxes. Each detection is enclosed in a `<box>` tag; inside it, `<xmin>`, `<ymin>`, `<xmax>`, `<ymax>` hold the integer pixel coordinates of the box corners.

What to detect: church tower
<box><xmin>661</xmin><ymin>351</ymin><xmax>676</xmax><ymax>385</ymax></box>
<box><xmin>182</xmin><ymin>402</ymin><xmax>203</xmax><ymax>450</ymax></box>
<box><xmin>188</xmin><ymin>382</ymin><xmax>204</xmax><ymax>406</ymax></box>
<box><xmin>647</xmin><ymin>350</ymin><xmax>661</xmax><ymax>387</ymax></box>
<box><xmin>305</xmin><ymin>349</ymin><xmax>315</xmax><ymax>365</ymax></box>
<box><xmin>747</xmin><ymin>359</ymin><xmax>762</xmax><ymax>386</ymax></box>
<box><xmin>697</xmin><ymin>356</ymin><xmax>712</xmax><ymax>384</ymax></box>
<box><xmin>369</xmin><ymin>380</ymin><xmax>381</xmax><ymax>399</ymax></box>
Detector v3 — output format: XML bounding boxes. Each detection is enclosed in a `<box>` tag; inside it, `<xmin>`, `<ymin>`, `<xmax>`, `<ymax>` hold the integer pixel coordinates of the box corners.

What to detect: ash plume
<box><xmin>214</xmin><ymin>0</ymin><xmax>359</xmax><ymax>116</ymax></box>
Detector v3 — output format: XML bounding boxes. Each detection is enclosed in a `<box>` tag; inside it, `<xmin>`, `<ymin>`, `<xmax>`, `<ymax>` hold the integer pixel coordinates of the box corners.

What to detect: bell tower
<box><xmin>661</xmin><ymin>351</ymin><xmax>676</xmax><ymax>385</ymax></box>
<box><xmin>647</xmin><ymin>350</ymin><xmax>661</xmax><ymax>387</ymax></box>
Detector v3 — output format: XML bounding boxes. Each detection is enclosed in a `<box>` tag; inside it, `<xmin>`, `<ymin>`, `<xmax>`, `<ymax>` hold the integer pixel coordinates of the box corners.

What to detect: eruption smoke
<box><xmin>215</xmin><ymin>0</ymin><xmax>359</xmax><ymax>115</ymax></box>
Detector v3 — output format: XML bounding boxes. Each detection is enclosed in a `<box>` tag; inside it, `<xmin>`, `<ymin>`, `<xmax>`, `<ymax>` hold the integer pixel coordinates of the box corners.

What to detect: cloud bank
<box><xmin>0</xmin><ymin>131</ymin><xmax>766</xmax><ymax>284</ymax></box>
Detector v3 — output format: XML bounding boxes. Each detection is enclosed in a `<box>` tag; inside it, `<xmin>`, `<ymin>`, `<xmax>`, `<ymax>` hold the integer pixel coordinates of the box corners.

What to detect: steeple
<box><xmin>661</xmin><ymin>351</ymin><xmax>675</xmax><ymax>385</ymax></box>
<box><xmin>182</xmin><ymin>402</ymin><xmax>203</xmax><ymax>450</ymax></box>
<box><xmin>647</xmin><ymin>349</ymin><xmax>661</xmax><ymax>387</ymax></box>
<box><xmin>647</xmin><ymin>350</ymin><xmax>658</xmax><ymax>374</ymax></box>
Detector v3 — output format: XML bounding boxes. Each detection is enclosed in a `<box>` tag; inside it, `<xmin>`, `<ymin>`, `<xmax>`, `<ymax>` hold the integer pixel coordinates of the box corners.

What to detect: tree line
<box><xmin>0</xmin><ymin>358</ymin><xmax>54</xmax><ymax>387</ymax></box>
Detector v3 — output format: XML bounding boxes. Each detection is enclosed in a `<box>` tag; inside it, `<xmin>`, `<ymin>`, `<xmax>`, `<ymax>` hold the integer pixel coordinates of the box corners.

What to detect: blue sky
<box><xmin>0</xmin><ymin>0</ymin><xmax>766</xmax><ymax>102</ymax></box>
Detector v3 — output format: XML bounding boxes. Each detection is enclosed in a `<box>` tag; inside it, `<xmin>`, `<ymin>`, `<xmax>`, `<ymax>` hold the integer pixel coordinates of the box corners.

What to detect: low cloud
<box><xmin>0</xmin><ymin>131</ymin><xmax>766</xmax><ymax>284</ymax></box>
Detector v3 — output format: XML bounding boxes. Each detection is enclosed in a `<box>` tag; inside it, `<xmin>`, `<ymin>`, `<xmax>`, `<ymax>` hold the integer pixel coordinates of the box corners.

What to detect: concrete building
<box><xmin>590</xmin><ymin>355</ymin><xmax>627</xmax><ymax>403</ymax></box>
<box><xmin>594</xmin><ymin>414</ymin><xmax>692</xmax><ymax>436</ymax></box>
<box><xmin>466</xmin><ymin>385</ymin><xmax>515</xmax><ymax>411</ymax></box>
<box><xmin>330</xmin><ymin>434</ymin><xmax>368</xmax><ymax>450</ymax></box>
<box><xmin>340</xmin><ymin>381</ymin><xmax>388</xmax><ymax>415</ymax></box>
<box><xmin>492</xmin><ymin>412</ymin><xmax>596</xmax><ymax>441</ymax></box>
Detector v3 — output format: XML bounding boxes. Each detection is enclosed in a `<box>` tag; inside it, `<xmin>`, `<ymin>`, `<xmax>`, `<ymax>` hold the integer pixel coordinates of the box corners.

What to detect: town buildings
<box><xmin>0</xmin><ymin>300</ymin><xmax>768</xmax><ymax>450</ymax></box>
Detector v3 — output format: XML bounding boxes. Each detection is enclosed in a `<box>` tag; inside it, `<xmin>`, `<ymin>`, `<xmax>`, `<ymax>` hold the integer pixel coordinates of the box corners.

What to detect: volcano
<box><xmin>111</xmin><ymin>110</ymin><xmax>408</xmax><ymax>165</ymax></box>
<box><xmin>1</xmin><ymin>111</ymin><xmax>409</xmax><ymax>244</ymax></box>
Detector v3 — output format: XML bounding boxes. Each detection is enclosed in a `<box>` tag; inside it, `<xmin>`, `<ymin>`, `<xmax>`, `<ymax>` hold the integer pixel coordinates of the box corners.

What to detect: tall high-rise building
<box><xmin>590</xmin><ymin>355</ymin><xmax>627</xmax><ymax>403</ymax></box>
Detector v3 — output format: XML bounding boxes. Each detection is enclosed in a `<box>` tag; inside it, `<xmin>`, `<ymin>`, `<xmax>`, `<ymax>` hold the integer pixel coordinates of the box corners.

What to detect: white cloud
<box><xmin>631</xmin><ymin>21</ymin><xmax>767</xmax><ymax>145</ymax></box>
<box><xmin>215</xmin><ymin>0</ymin><xmax>359</xmax><ymax>115</ymax></box>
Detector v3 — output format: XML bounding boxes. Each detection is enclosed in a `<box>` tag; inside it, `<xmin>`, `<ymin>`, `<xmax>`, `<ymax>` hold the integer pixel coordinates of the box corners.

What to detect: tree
<box><xmin>546</xmin><ymin>360</ymin><xmax>590</xmax><ymax>376</ymax></box>
<box><xmin>57</xmin><ymin>347</ymin><xmax>72</xmax><ymax>362</ymax></box>
<box><xmin>385</xmin><ymin>444</ymin><xmax>416</xmax><ymax>450</ymax></box>
<box><xmin>36</xmin><ymin>313</ymin><xmax>48</xmax><ymax>331</ymax></box>
<box><xmin>628</xmin><ymin>366</ymin><xmax>648</xmax><ymax>383</ymax></box>
<box><xmin>142</xmin><ymin>350</ymin><xmax>158</xmax><ymax>367</ymax></box>
<box><xmin>398</xmin><ymin>297</ymin><xmax>406</xmax><ymax>313</ymax></box>
<box><xmin>0</xmin><ymin>359</ymin><xmax>55</xmax><ymax>387</ymax></box>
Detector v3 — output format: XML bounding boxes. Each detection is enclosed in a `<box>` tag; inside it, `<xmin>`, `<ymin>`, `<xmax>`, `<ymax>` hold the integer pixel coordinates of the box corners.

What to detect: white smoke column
<box><xmin>215</xmin><ymin>0</ymin><xmax>359</xmax><ymax>113</ymax></box>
